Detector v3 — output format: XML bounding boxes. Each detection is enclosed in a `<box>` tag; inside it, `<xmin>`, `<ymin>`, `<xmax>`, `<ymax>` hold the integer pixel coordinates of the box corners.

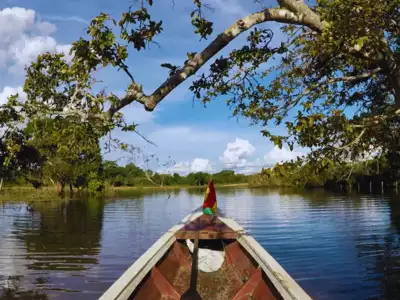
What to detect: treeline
<box><xmin>0</xmin><ymin>116</ymin><xmax>252</xmax><ymax>195</ymax></box>
<box><xmin>1</xmin><ymin>158</ymin><xmax>249</xmax><ymax>191</ymax></box>
<box><xmin>103</xmin><ymin>161</ymin><xmax>248</xmax><ymax>187</ymax></box>
<box><xmin>249</xmin><ymin>155</ymin><xmax>400</xmax><ymax>193</ymax></box>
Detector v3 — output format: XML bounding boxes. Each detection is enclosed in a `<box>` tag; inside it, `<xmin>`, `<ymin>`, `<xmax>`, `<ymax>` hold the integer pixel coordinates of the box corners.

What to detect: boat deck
<box><xmin>129</xmin><ymin>239</ymin><xmax>281</xmax><ymax>300</ymax></box>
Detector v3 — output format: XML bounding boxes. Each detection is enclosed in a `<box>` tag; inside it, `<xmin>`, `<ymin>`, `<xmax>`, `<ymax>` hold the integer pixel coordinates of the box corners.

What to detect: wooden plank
<box><xmin>181</xmin><ymin>221</ymin><xmax>201</xmax><ymax>300</ymax></box>
<box><xmin>175</xmin><ymin>213</ymin><xmax>238</xmax><ymax>240</ymax></box>
<box><xmin>232</xmin><ymin>268</ymin><xmax>262</xmax><ymax>300</ymax></box>
<box><xmin>168</xmin><ymin>211</ymin><xmax>204</xmax><ymax>233</ymax></box>
<box><xmin>174</xmin><ymin>231</ymin><xmax>237</xmax><ymax>240</ymax></box>
<box><xmin>151</xmin><ymin>268</ymin><xmax>181</xmax><ymax>299</ymax></box>
<box><xmin>238</xmin><ymin>235</ymin><xmax>312</xmax><ymax>300</ymax></box>
<box><xmin>218</xmin><ymin>216</ymin><xmax>312</xmax><ymax>300</ymax></box>
<box><xmin>218</xmin><ymin>216</ymin><xmax>247</xmax><ymax>233</ymax></box>
<box><xmin>225</xmin><ymin>241</ymin><xmax>257</xmax><ymax>281</ymax></box>
<box><xmin>99</xmin><ymin>232</ymin><xmax>176</xmax><ymax>300</ymax></box>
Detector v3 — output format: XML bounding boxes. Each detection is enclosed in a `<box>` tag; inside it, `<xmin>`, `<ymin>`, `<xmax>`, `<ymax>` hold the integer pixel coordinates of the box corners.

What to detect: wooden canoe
<box><xmin>99</xmin><ymin>209</ymin><xmax>312</xmax><ymax>300</ymax></box>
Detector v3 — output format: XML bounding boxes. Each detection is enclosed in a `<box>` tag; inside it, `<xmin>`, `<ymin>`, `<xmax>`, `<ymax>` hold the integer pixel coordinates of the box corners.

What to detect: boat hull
<box><xmin>100</xmin><ymin>210</ymin><xmax>312</xmax><ymax>300</ymax></box>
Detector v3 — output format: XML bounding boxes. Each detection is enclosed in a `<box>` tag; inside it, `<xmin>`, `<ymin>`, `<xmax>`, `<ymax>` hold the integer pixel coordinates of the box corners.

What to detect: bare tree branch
<box><xmin>350</xmin><ymin>108</ymin><xmax>400</xmax><ymax>129</ymax></box>
<box><xmin>325</xmin><ymin>69</ymin><xmax>382</xmax><ymax>85</ymax></box>
<box><xmin>334</xmin><ymin>128</ymin><xmax>367</xmax><ymax>150</ymax></box>
<box><xmin>281</xmin><ymin>68</ymin><xmax>382</xmax><ymax>114</ymax></box>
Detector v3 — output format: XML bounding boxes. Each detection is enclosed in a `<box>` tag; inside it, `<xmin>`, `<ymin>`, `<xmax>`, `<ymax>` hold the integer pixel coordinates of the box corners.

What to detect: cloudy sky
<box><xmin>0</xmin><ymin>0</ymin><xmax>308</xmax><ymax>174</ymax></box>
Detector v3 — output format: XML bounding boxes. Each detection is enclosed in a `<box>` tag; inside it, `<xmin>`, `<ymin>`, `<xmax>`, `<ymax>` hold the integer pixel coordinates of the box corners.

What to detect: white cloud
<box><xmin>264</xmin><ymin>146</ymin><xmax>306</xmax><ymax>164</ymax></box>
<box><xmin>220</xmin><ymin>138</ymin><xmax>255</xmax><ymax>169</ymax></box>
<box><xmin>191</xmin><ymin>158</ymin><xmax>213</xmax><ymax>172</ymax></box>
<box><xmin>125</xmin><ymin>103</ymin><xmax>157</xmax><ymax>125</ymax></box>
<box><xmin>10</xmin><ymin>36</ymin><xmax>71</xmax><ymax>69</ymax></box>
<box><xmin>0</xmin><ymin>7</ymin><xmax>35</xmax><ymax>44</ymax></box>
<box><xmin>165</xmin><ymin>158</ymin><xmax>213</xmax><ymax>175</ymax></box>
<box><xmin>0</xmin><ymin>86</ymin><xmax>26</xmax><ymax>105</ymax></box>
<box><xmin>207</xmin><ymin>0</ymin><xmax>249</xmax><ymax>18</ymax></box>
<box><xmin>0</xmin><ymin>7</ymin><xmax>71</xmax><ymax>74</ymax></box>
<box><xmin>36</xmin><ymin>21</ymin><xmax>57</xmax><ymax>36</ymax></box>
<box><xmin>42</xmin><ymin>15</ymin><xmax>89</xmax><ymax>25</ymax></box>
<box><xmin>148</xmin><ymin>126</ymin><xmax>227</xmax><ymax>148</ymax></box>
<box><xmin>0</xmin><ymin>49</ymin><xmax>7</xmax><ymax>67</ymax></box>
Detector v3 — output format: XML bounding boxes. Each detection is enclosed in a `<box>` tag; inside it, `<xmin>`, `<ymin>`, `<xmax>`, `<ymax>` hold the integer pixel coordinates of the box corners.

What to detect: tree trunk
<box><xmin>69</xmin><ymin>183</ymin><xmax>74</xmax><ymax>196</ymax></box>
<box><xmin>393</xmin><ymin>72</ymin><xmax>400</xmax><ymax>109</ymax></box>
<box><xmin>57</xmin><ymin>182</ymin><xmax>65</xmax><ymax>196</ymax></box>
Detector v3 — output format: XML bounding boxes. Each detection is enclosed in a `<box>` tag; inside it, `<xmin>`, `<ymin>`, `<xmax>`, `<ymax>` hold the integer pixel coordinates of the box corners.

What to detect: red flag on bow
<box><xmin>203</xmin><ymin>179</ymin><xmax>217</xmax><ymax>215</ymax></box>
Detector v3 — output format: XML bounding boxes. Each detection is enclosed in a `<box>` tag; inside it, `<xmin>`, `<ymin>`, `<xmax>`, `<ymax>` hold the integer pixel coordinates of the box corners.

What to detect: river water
<box><xmin>0</xmin><ymin>188</ymin><xmax>399</xmax><ymax>299</ymax></box>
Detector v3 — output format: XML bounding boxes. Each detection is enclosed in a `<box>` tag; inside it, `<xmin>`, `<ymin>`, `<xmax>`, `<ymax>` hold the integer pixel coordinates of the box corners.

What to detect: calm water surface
<box><xmin>1</xmin><ymin>188</ymin><xmax>400</xmax><ymax>299</ymax></box>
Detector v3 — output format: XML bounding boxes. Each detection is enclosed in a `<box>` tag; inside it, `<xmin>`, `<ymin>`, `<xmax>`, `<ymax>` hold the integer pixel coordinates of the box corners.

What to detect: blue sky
<box><xmin>0</xmin><ymin>0</ymin><xmax>308</xmax><ymax>174</ymax></box>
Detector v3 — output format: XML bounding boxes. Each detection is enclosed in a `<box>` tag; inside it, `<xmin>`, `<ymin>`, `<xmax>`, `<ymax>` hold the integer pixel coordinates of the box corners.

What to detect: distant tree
<box><xmin>125</xmin><ymin>163</ymin><xmax>145</xmax><ymax>177</ymax></box>
<box><xmin>0</xmin><ymin>131</ymin><xmax>44</xmax><ymax>189</ymax></box>
<box><xmin>172</xmin><ymin>173</ymin><xmax>182</xmax><ymax>185</ymax></box>
<box><xmin>23</xmin><ymin>117</ymin><xmax>102</xmax><ymax>194</ymax></box>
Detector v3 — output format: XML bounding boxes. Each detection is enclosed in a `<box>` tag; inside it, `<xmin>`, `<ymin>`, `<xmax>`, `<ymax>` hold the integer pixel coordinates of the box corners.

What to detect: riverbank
<box><xmin>107</xmin><ymin>183</ymin><xmax>248</xmax><ymax>191</ymax></box>
<box><xmin>0</xmin><ymin>183</ymin><xmax>249</xmax><ymax>202</ymax></box>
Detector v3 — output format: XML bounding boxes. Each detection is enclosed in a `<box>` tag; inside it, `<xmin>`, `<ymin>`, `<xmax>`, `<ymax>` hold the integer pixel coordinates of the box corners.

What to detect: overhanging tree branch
<box><xmin>280</xmin><ymin>68</ymin><xmax>382</xmax><ymax>114</ymax></box>
<box><xmin>334</xmin><ymin>128</ymin><xmax>367</xmax><ymax>150</ymax></box>
<box><xmin>107</xmin><ymin>5</ymin><xmax>323</xmax><ymax>118</ymax></box>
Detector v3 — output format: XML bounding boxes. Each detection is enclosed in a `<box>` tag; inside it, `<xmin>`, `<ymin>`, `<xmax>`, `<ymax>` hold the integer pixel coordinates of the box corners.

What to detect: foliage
<box><xmin>0</xmin><ymin>0</ymin><xmax>399</xmax><ymax>183</ymax></box>
<box><xmin>101</xmin><ymin>160</ymin><xmax>248</xmax><ymax>187</ymax></box>
<box><xmin>253</xmin><ymin>155</ymin><xmax>398</xmax><ymax>191</ymax></box>
<box><xmin>21</xmin><ymin>117</ymin><xmax>102</xmax><ymax>192</ymax></box>
<box><xmin>192</xmin><ymin>0</ymin><xmax>399</xmax><ymax>167</ymax></box>
<box><xmin>87</xmin><ymin>171</ymin><xmax>105</xmax><ymax>193</ymax></box>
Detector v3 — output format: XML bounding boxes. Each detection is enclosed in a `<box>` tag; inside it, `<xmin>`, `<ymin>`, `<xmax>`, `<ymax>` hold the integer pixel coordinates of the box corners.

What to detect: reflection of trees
<box><xmin>16</xmin><ymin>198</ymin><xmax>105</xmax><ymax>271</ymax></box>
<box><xmin>388</xmin><ymin>194</ymin><xmax>400</xmax><ymax>234</ymax></box>
<box><xmin>186</xmin><ymin>187</ymin><xmax>203</xmax><ymax>196</ymax></box>
<box><xmin>0</xmin><ymin>276</ymin><xmax>49</xmax><ymax>300</ymax></box>
<box><xmin>354</xmin><ymin>195</ymin><xmax>400</xmax><ymax>298</ymax></box>
<box><xmin>247</xmin><ymin>187</ymin><xmax>338</xmax><ymax>206</ymax></box>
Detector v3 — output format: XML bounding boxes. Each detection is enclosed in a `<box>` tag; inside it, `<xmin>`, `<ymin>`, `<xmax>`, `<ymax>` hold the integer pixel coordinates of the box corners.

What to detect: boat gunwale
<box><xmin>218</xmin><ymin>215</ymin><xmax>312</xmax><ymax>300</ymax></box>
<box><xmin>99</xmin><ymin>211</ymin><xmax>202</xmax><ymax>300</ymax></box>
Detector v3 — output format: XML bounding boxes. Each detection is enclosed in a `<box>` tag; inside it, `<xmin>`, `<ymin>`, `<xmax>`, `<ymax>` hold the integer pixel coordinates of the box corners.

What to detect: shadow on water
<box><xmin>0</xmin><ymin>276</ymin><xmax>49</xmax><ymax>299</ymax></box>
<box><xmin>353</xmin><ymin>194</ymin><xmax>400</xmax><ymax>298</ymax></box>
<box><xmin>0</xmin><ymin>197</ymin><xmax>107</xmax><ymax>299</ymax></box>
<box><xmin>18</xmin><ymin>198</ymin><xmax>104</xmax><ymax>267</ymax></box>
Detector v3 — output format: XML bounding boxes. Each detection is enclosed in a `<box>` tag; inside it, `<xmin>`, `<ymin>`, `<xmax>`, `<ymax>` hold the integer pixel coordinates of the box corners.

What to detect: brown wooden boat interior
<box><xmin>129</xmin><ymin>215</ymin><xmax>283</xmax><ymax>300</ymax></box>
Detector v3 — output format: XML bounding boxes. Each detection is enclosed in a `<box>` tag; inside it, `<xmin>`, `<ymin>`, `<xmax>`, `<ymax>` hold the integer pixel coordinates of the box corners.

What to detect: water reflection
<box><xmin>0</xmin><ymin>189</ymin><xmax>399</xmax><ymax>300</ymax></box>
<box><xmin>1</xmin><ymin>198</ymin><xmax>105</xmax><ymax>299</ymax></box>
<box><xmin>1</xmin><ymin>276</ymin><xmax>49</xmax><ymax>300</ymax></box>
<box><xmin>354</xmin><ymin>194</ymin><xmax>400</xmax><ymax>298</ymax></box>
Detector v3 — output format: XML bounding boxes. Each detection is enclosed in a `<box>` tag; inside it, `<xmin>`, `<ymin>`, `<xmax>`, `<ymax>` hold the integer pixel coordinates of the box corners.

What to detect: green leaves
<box><xmin>189</xmin><ymin>0</ymin><xmax>398</xmax><ymax>169</ymax></box>
<box><xmin>118</xmin><ymin>7</ymin><xmax>163</xmax><ymax>50</ymax></box>
<box><xmin>160</xmin><ymin>63</ymin><xmax>179</xmax><ymax>76</ymax></box>
<box><xmin>121</xmin><ymin>123</ymin><xmax>137</xmax><ymax>132</ymax></box>
<box><xmin>190</xmin><ymin>0</ymin><xmax>214</xmax><ymax>39</ymax></box>
<box><xmin>191</xmin><ymin>14</ymin><xmax>213</xmax><ymax>39</ymax></box>
<box><xmin>15</xmin><ymin>117</ymin><xmax>103</xmax><ymax>189</ymax></box>
<box><xmin>355</xmin><ymin>36</ymin><xmax>368</xmax><ymax>50</ymax></box>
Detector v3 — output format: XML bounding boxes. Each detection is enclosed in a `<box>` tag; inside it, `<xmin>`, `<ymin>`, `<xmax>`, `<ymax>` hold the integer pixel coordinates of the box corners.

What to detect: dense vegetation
<box><xmin>2</xmin><ymin>157</ymin><xmax>248</xmax><ymax>192</ymax></box>
<box><xmin>0</xmin><ymin>0</ymin><xmax>398</xmax><ymax>196</ymax></box>
<box><xmin>102</xmin><ymin>162</ymin><xmax>248</xmax><ymax>187</ymax></box>
<box><xmin>249</xmin><ymin>156</ymin><xmax>400</xmax><ymax>193</ymax></box>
